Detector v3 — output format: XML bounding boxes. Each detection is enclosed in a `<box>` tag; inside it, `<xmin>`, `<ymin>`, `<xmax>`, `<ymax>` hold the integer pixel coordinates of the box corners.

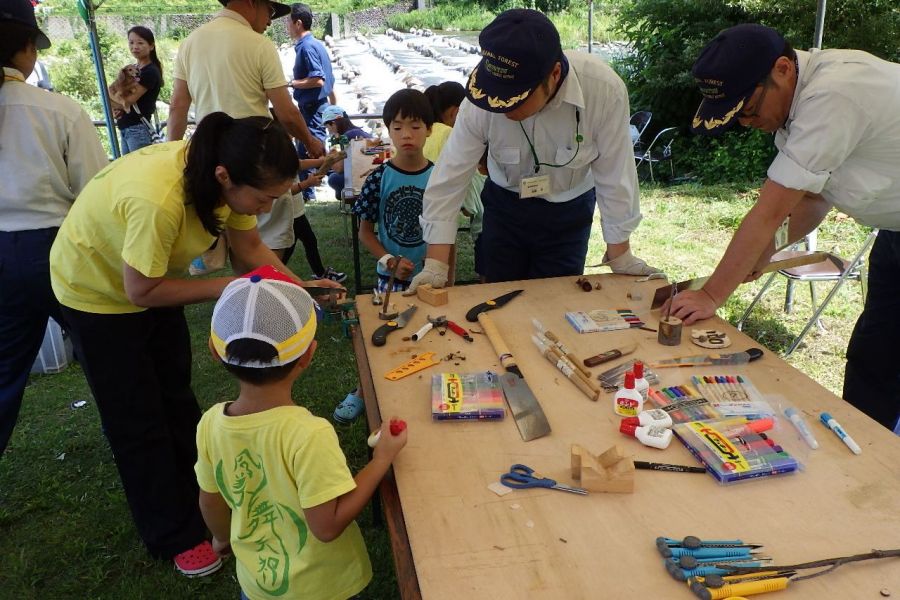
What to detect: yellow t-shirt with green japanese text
<box><xmin>195</xmin><ymin>403</ymin><xmax>372</xmax><ymax>600</ymax></box>
<box><xmin>50</xmin><ymin>141</ymin><xmax>256</xmax><ymax>314</ymax></box>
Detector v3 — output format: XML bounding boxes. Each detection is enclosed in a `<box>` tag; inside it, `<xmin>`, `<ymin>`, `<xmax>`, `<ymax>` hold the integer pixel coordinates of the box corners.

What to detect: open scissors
<box><xmin>500</xmin><ymin>464</ymin><xmax>588</xmax><ymax>495</ymax></box>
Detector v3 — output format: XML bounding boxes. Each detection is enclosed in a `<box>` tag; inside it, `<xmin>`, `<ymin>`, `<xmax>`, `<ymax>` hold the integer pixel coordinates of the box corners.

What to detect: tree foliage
<box><xmin>615</xmin><ymin>0</ymin><xmax>900</xmax><ymax>182</ymax></box>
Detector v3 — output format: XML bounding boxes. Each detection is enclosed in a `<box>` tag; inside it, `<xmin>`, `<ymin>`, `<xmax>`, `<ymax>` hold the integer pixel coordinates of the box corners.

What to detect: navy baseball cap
<box><xmin>218</xmin><ymin>0</ymin><xmax>291</xmax><ymax>19</ymax></box>
<box><xmin>691</xmin><ymin>24</ymin><xmax>786</xmax><ymax>135</ymax></box>
<box><xmin>0</xmin><ymin>0</ymin><xmax>50</xmax><ymax>49</ymax></box>
<box><xmin>466</xmin><ymin>9</ymin><xmax>562</xmax><ymax>113</ymax></box>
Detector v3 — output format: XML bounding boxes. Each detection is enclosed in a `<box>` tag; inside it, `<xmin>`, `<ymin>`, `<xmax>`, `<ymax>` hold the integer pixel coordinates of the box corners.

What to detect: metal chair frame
<box><xmin>634</xmin><ymin>126</ymin><xmax>678</xmax><ymax>183</ymax></box>
<box><xmin>736</xmin><ymin>229</ymin><xmax>879</xmax><ymax>356</ymax></box>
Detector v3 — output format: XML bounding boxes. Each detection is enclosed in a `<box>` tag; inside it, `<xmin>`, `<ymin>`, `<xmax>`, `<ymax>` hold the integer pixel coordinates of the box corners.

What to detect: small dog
<box><xmin>108</xmin><ymin>64</ymin><xmax>141</xmax><ymax>113</ymax></box>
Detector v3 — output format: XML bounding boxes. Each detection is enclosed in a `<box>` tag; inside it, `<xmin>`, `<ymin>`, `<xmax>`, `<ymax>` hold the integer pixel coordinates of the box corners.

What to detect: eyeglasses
<box><xmin>258</xmin><ymin>1</ymin><xmax>276</xmax><ymax>18</ymax></box>
<box><xmin>739</xmin><ymin>78</ymin><xmax>771</xmax><ymax>120</ymax></box>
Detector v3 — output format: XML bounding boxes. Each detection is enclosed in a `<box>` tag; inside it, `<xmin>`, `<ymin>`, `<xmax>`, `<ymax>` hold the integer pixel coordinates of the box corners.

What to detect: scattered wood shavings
<box><xmin>510</xmin><ymin>503</ymin><xmax>521</xmax><ymax>510</ymax></box>
<box><xmin>493</xmin><ymin>545</ymin><xmax>505</xmax><ymax>551</ymax></box>
<box><xmin>881</xmin><ymin>589</ymin><xmax>891</xmax><ymax>597</ymax></box>
<box><xmin>559</xmin><ymin>538</ymin><xmax>568</xmax><ymax>543</ymax></box>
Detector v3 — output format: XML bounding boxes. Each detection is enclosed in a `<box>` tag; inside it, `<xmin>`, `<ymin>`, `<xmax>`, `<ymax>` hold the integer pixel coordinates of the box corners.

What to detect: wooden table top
<box><xmin>352</xmin><ymin>274</ymin><xmax>900</xmax><ymax>600</ymax></box>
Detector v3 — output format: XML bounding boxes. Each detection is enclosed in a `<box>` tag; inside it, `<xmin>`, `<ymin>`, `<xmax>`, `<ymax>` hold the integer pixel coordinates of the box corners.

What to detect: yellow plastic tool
<box><xmin>385</xmin><ymin>352</ymin><xmax>440</xmax><ymax>381</ymax></box>
<box><xmin>693</xmin><ymin>577</ymin><xmax>790</xmax><ymax>600</ymax></box>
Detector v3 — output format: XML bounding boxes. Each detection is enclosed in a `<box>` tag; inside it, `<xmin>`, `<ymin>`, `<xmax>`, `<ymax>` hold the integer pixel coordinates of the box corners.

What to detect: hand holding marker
<box><xmin>820</xmin><ymin>412</ymin><xmax>861</xmax><ymax>455</ymax></box>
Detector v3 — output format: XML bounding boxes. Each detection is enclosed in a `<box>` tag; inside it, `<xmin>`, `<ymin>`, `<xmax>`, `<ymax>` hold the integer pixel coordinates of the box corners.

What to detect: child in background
<box><xmin>333</xmin><ymin>89</ymin><xmax>434</xmax><ymax>424</ymax></box>
<box><xmin>196</xmin><ymin>266</ymin><xmax>407</xmax><ymax>600</ymax></box>
<box><xmin>423</xmin><ymin>81</ymin><xmax>486</xmax><ymax>281</ymax></box>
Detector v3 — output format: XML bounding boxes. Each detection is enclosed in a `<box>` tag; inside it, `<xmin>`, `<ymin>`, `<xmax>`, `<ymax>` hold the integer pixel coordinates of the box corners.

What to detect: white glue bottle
<box><xmin>619</xmin><ymin>421</ymin><xmax>673</xmax><ymax>449</ymax></box>
<box><xmin>613</xmin><ymin>371</ymin><xmax>643</xmax><ymax>417</ymax></box>
<box><xmin>621</xmin><ymin>408</ymin><xmax>673</xmax><ymax>429</ymax></box>
<box><xmin>633</xmin><ymin>361</ymin><xmax>650</xmax><ymax>400</ymax></box>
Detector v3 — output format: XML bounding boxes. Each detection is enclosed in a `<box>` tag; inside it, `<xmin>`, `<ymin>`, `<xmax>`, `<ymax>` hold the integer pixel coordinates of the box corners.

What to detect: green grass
<box><xmin>0</xmin><ymin>183</ymin><xmax>869</xmax><ymax>597</ymax></box>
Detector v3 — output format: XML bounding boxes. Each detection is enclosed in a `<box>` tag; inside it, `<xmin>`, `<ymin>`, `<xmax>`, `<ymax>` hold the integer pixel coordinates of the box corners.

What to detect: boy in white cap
<box><xmin>196</xmin><ymin>265</ymin><xmax>407</xmax><ymax>599</ymax></box>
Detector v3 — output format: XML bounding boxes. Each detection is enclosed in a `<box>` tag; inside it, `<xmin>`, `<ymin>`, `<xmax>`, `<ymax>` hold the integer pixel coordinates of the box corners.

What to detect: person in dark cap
<box><xmin>667</xmin><ymin>24</ymin><xmax>900</xmax><ymax>431</ymax></box>
<box><xmin>406</xmin><ymin>9</ymin><xmax>660</xmax><ymax>290</ymax></box>
<box><xmin>0</xmin><ymin>0</ymin><xmax>106</xmax><ymax>459</ymax></box>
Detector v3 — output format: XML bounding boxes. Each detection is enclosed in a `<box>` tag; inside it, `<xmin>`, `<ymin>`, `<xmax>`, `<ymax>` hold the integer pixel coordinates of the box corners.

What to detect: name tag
<box><xmin>519</xmin><ymin>175</ymin><xmax>550</xmax><ymax>199</ymax></box>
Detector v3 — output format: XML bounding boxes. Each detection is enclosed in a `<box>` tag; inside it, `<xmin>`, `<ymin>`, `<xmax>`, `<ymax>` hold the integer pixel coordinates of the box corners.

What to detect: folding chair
<box><xmin>629</xmin><ymin>111</ymin><xmax>652</xmax><ymax>150</ymax></box>
<box><xmin>634</xmin><ymin>127</ymin><xmax>678</xmax><ymax>183</ymax></box>
<box><xmin>736</xmin><ymin>229</ymin><xmax>879</xmax><ymax>356</ymax></box>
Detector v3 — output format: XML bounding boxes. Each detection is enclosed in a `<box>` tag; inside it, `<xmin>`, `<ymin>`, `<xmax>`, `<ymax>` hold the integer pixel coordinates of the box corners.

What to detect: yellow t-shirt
<box><xmin>195</xmin><ymin>403</ymin><xmax>372</xmax><ymax>600</ymax></box>
<box><xmin>174</xmin><ymin>10</ymin><xmax>288</xmax><ymax>121</ymax></box>
<box><xmin>422</xmin><ymin>121</ymin><xmax>452</xmax><ymax>163</ymax></box>
<box><xmin>50</xmin><ymin>141</ymin><xmax>257</xmax><ymax>314</ymax></box>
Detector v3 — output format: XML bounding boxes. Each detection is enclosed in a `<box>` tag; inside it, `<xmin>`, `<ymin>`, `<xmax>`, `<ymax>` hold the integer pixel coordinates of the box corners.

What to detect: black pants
<box><xmin>0</xmin><ymin>228</ymin><xmax>64</xmax><ymax>458</ymax></box>
<box><xmin>843</xmin><ymin>230</ymin><xmax>900</xmax><ymax>431</ymax></box>
<box><xmin>282</xmin><ymin>214</ymin><xmax>325</xmax><ymax>276</ymax></box>
<box><xmin>479</xmin><ymin>179</ymin><xmax>596</xmax><ymax>283</ymax></box>
<box><xmin>61</xmin><ymin>305</ymin><xmax>207</xmax><ymax>559</ymax></box>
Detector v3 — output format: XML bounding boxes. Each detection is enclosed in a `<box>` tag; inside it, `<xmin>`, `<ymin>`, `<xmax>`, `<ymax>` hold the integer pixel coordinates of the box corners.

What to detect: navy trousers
<box><xmin>61</xmin><ymin>305</ymin><xmax>208</xmax><ymax>558</ymax></box>
<box><xmin>0</xmin><ymin>228</ymin><xmax>63</xmax><ymax>458</ymax></box>
<box><xmin>478</xmin><ymin>179</ymin><xmax>596</xmax><ymax>283</ymax></box>
<box><xmin>843</xmin><ymin>230</ymin><xmax>900</xmax><ymax>431</ymax></box>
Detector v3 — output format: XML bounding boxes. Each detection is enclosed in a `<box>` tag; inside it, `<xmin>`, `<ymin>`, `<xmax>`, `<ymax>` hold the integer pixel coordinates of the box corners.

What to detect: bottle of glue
<box><xmin>632</xmin><ymin>361</ymin><xmax>650</xmax><ymax>400</ymax></box>
<box><xmin>367</xmin><ymin>418</ymin><xmax>407</xmax><ymax>447</ymax></box>
<box><xmin>613</xmin><ymin>371</ymin><xmax>643</xmax><ymax>417</ymax></box>
<box><xmin>619</xmin><ymin>421</ymin><xmax>673</xmax><ymax>449</ymax></box>
<box><xmin>621</xmin><ymin>408</ymin><xmax>673</xmax><ymax>429</ymax></box>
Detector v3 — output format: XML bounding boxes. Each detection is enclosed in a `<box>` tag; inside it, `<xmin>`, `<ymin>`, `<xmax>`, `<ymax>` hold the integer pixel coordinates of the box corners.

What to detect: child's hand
<box><xmin>306</xmin><ymin>173</ymin><xmax>325</xmax><ymax>187</ymax></box>
<box><xmin>394</xmin><ymin>257</ymin><xmax>415</xmax><ymax>281</ymax></box>
<box><xmin>212</xmin><ymin>536</ymin><xmax>232</xmax><ymax>556</ymax></box>
<box><xmin>373</xmin><ymin>417</ymin><xmax>407</xmax><ymax>462</ymax></box>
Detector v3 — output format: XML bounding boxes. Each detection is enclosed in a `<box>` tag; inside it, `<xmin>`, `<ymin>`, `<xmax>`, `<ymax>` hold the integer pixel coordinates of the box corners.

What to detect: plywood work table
<box><xmin>350</xmin><ymin>274</ymin><xmax>900</xmax><ymax>600</ymax></box>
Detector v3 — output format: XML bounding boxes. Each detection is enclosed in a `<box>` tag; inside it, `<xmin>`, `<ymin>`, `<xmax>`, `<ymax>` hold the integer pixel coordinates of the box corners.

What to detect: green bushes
<box><xmin>615</xmin><ymin>0</ymin><xmax>899</xmax><ymax>183</ymax></box>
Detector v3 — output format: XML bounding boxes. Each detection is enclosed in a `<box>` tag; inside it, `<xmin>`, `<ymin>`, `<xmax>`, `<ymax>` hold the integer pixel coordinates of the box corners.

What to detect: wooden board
<box><xmin>353</xmin><ymin>274</ymin><xmax>900</xmax><ymax>599</ymax></box>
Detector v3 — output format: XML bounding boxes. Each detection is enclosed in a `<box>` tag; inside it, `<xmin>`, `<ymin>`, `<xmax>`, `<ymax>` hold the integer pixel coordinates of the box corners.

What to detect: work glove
<box><xmin>403</xmin><ymin>258</ymin><xmax>449</xmax><ymax>295</ymax></box>
<box><xmin>600</xmin><ymin>249</ymin><xmax>665</xmax><ymax>277</ymax></box>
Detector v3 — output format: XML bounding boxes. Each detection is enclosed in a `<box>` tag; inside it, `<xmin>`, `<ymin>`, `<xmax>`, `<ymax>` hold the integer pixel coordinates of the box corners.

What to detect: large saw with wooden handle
<box><xmin>477</xmin><ymin>312</ymin><xmax>551</xmax><ymax>441</ymax></box>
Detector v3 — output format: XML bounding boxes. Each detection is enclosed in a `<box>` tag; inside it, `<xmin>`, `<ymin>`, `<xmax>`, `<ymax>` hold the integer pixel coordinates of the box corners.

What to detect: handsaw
<box><xmin>651</xmin><ymin>252</ymin><xmax>831</xmax><ymax>309</ymax></box>
<box><xmin>478</xmin><ymin>312</ymin><xmax>551</xmax><ymax>441</ymax></box>
<box><xmin>649</xmin><ymin>348</ymin><xmax>764</xmax><ymax>368</ymax></box>
<box><xmin>465</xmin><ymin>289</ymin><xmax>523</xmax><ymax>322</ymax></box>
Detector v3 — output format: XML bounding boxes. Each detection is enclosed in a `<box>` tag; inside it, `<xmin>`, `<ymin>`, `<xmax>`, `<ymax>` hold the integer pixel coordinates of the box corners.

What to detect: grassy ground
<box><xmin>0</xmin><ymin>182</ymin><xmax>869</xmax><ymax>598</ymax></box>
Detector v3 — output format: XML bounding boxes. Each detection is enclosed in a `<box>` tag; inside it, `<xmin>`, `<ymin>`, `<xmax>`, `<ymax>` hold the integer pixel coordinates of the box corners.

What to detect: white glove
<box><xmin>402</xmin><ymin>258</ymin><xmax>449</xmax><ymax>295</ymax></box>
<box><xmin>601</xmin><ymin>249</ymin><xmax>665</xmax><ymax>277</ymax></box>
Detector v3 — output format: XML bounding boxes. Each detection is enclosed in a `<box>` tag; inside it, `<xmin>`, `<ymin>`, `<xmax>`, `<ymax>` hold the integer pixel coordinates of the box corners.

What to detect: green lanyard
<box><xmin>518</xmin><ymin>107</ymin><xmax>583</xmax><ymax>174</ymax></box>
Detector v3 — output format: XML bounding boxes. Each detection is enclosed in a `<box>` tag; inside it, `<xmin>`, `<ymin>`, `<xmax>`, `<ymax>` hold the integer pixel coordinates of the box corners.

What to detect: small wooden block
<box><xmin>416</xmin><ymin>284</ymin><xmax>448</xmax><ymax>306</ymax></box>
<box><xmin>571</xmin><ymin>444</ymin><xmax>635</xmax><ymax>494</ymax></box>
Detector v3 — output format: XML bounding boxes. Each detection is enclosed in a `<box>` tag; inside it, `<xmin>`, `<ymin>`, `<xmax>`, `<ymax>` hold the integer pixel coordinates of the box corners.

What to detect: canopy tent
<box><xmin>76</xmin><ymin>0</ymin><xmax>120</xmax><ymax>157</ymax></box>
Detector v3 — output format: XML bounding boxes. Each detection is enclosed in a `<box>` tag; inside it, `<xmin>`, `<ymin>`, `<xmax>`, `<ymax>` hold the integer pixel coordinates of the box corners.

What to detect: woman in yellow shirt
<box><xmin>49</xmin><ymin>112</ymin><xmax>338</xmax><ymax>577</ymax></box>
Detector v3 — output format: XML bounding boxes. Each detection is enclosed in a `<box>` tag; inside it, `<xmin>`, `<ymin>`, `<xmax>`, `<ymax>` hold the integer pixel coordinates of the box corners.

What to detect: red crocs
<box><xmin>173</xmin><ymin>540</ymin><xmax>223</xmax><ymax>578</ymax></box>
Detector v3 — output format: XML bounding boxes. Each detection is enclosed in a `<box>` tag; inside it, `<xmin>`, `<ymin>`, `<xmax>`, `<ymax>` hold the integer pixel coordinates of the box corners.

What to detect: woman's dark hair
<box><xmin>382</xmin><ymin>88</ymin><xmax>434</xmax><ymax>128</ymax></box>
<box><xmin>128</xmin><ymin>26</ymin><xmax>163</xmax><ymax>85</ymax></box>
<box><xmin>222</xmin><ymin>338</ymin><xmax>299</xmax><ymax>385</ymax></box>
<box><xmin>424</xmin><ymin>81</ymin><xmax>465</xmax><ymax>125</ymax></box>
<box><xmin>183</xmin><ymin>112</ymin><xmax>298</xmax><ymax>236</ymax></box>
<box><xmin>0</xmin><ymin>22</ymin><xmax>38</xmax><ymax>93</ymax></box>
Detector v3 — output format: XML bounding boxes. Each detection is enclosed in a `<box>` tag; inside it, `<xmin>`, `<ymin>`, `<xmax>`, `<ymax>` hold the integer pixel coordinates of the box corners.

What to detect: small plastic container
<box><xmin>613</xmin><ymin>371</ymin><xmax>643</xmax><ymax>417</ymax></box>
<box><xmin>633</xmin><ymin>361</ymin><xmax>650</xmax><ymax>400</ymax></box>
<box><xmin>622</xmin><ymin>408</ymin><xmax>673</xmax><ymax>429</ymax></box>
<box><xmin>619</xmin><ymin>422</ymin><xmax>673</xmax><ymax>449</ymax></box>
<box><xmin>31</xmin><ymin>317</ymin><xmax>73</xmax><ymax>374</ymax></box>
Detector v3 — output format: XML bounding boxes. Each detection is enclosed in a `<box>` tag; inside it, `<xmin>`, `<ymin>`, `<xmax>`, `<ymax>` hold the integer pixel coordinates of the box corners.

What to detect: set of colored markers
<box><xmin>689</xmin><ymin>375</ymin><xmax>774</xmax><ymax>419</ymax></box>
<box><xmin>672</xmin><ymin>416</ymin><xmax>801</xmax><ymax>484</ymax></box>
<box><xmin>646</xmin><ymin>385</ymin><xmax>722</xmax><ymax>423</ymax></box>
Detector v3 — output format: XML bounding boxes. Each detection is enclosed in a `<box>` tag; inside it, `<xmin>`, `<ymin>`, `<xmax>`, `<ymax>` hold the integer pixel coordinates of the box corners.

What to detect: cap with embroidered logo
<box><xmin>691</xmin><ymin>24</ymin><xmax>786</xmax><ymax>136</ymax></box>
<box><xmin>0</xmin><ymin>0</ymin><xmax>50</xmax><ymax>49</ymax></box>
<box><xmin>466</xmin><ymin>9</ymin><xmax>562</xmax><ymax>114</ymax></box>
<box><xmin>211</xmin><ymin>266</ymin><xmax>317</xmax><ymax>368</ymax></box>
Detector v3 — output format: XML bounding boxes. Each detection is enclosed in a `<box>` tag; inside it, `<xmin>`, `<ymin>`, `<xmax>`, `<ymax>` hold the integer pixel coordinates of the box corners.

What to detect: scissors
<box><xmin>500</xmin><ymin>464</ymin><xmax>588</xmax><ymax>495</ymax></box>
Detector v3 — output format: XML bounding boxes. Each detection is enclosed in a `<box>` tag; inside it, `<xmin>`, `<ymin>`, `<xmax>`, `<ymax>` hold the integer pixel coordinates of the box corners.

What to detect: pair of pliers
<box><xmin>411</xmin><ymin>316</ymin><xmax>474</xmax><ymax>342</ymax></box>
